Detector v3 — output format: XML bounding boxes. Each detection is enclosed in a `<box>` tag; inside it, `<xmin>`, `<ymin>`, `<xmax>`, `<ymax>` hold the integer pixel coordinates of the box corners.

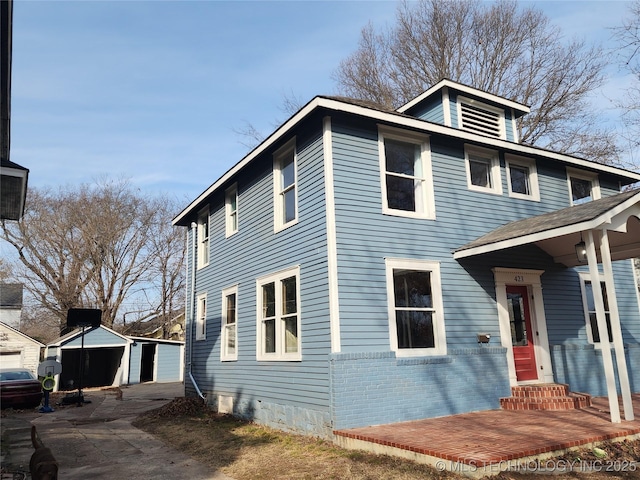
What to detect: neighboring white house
<box><xmin>0</xmin><ymin>321</ymin><xmax>44</xmax><ymax>375</ymax></box>
<box><xmin>0</xmin><ymin>283</ymin><xmax>23</xmax><ymax>328</ymax></box>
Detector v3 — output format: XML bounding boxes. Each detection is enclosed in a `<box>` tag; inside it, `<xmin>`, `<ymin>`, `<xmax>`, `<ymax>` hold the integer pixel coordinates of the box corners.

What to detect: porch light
<box><xmin>575</xmin><ymin>237</ymin><xmax>587</xmax><ymax>263</ymax></box>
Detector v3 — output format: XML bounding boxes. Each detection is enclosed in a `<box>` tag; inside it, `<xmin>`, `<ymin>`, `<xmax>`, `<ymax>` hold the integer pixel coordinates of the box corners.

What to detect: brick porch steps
<box><xmin>500</xmin><ymin>384</ymin><xmax>592</xmax><ymax>411</ymax></box>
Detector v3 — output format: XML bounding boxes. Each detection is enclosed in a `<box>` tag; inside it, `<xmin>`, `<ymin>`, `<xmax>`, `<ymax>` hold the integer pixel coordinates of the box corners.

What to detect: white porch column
<box><xmin>599</xmin><ymin>228</ymin><xmax>634</xmax><ymax>421</ymax></box>
<box><xmin>585</xmin><ymin>230</ymin><xmax>621</xmax><ymax>423</ymax></box>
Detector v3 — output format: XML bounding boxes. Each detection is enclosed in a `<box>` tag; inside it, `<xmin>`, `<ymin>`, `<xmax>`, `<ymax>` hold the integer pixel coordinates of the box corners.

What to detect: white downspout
<box><xmin>188</xmin><ymin>222</ymin><xmax>206</xmax><ymax>400</ymax></box>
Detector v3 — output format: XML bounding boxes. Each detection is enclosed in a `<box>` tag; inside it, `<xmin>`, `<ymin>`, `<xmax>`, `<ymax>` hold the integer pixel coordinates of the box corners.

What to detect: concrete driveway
<box><xmin>1</xmin><ymin>382</ymin><xmax>231</xmax><ymax>479</ymax></box>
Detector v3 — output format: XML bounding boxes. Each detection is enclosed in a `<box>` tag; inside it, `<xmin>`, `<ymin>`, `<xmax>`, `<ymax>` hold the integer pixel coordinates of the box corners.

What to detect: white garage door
<box><xmin>0</xmin><ymin>352</ymin><xmax>22</xmax><ymax>369</ymax></box>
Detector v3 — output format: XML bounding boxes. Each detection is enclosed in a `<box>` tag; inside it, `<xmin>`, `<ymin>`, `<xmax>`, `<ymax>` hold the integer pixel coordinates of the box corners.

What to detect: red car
<box><xmin>0</xmin><ymin>368</ymin><xmax>43</xmax><ymax>409</ymax></box>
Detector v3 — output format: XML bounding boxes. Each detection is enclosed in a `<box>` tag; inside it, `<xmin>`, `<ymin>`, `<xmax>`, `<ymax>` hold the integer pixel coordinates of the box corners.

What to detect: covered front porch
<box><xmin>454</xmin><ymin>189</ymin><xmax>640</xmax><ymax>424</ymax></box>
<box><xmin>334</xmin><ymin>393</ymin><xmax>640</xmax><ymax>476</ymax></box>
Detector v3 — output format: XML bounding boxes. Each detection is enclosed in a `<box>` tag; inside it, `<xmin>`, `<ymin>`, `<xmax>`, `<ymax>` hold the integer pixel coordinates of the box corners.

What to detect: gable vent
<box><xmin>459</xmin><ymin>100</ymin><xmax>504</xmax><ymax>138</ymax></box>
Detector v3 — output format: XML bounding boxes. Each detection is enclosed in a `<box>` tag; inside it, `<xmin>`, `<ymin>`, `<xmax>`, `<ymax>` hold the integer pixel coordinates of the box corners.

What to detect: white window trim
<box><xmin>464</xmin><ymin>144</ymin><xmax>502</xmax><ymax>195</ymax></box>
<box><xmin>385</xmin><ymin>258</ymin><xmax>446</xmax><ymax>357</ymax></box>
<box><xmin>567</xmin><ymin>167</ymin><xmax>600</xmax><ymax>206</ymax></box>
<box><xmin>273</xmin><ymin>138</ymin><xmax>298</xmax><ymax>232</ymax></box>
<box><xmin>456</xmin><ymin>95</ymin><xmax>506</xmax><ymax>139</ymax></box>
<box><xmin>225</xmin><ymin>183</ymin><xmax>238</xmax><ymax>238</ymax></box>
<box><xmin>256</xmin><ymin>265</ymin><xmax>302</xmax><ymax>361</ymax></box>
<box><xmin>197</xmin><ymin>207</ymin><xmax>210</xmax><ymax>269</ymax></box>
<box><xmin>579</xmin><ymin>271</ymin><xmax>610</xmax><ymax>348</ymax></box>
<box><xmin>196</xmin><ymin>292</ymin><xmax>207</xmax><ymax>341</ymax></box>
<box><xmin>505</xmin><ymin>154</ymin><xmax>540</xmax><ymax>201</ymax></box>
<box><xmin>378</xmin><ymin>125</ymin><xmax>436</xmax><ymax>220</ymax></box>
<box><xmin>221</xmin><ymin>285</ymin><xmax>238</xmax><ymax>361</ymax></box>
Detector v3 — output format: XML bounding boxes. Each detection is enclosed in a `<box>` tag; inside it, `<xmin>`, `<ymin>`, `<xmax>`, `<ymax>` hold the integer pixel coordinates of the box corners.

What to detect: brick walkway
<box><xmin>334</xmin><ymin>394</ymin><xmax>640</xmax><ymax>467</ymax></box>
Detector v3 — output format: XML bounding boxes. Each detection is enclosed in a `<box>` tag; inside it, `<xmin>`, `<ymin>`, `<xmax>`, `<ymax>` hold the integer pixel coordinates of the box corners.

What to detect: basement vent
<box><xmin>459</xmin><ymin>98</ymin><xmax>505</xmax><ymax>139</ymax></box>
<box><xmin>218</xmin><ymin>394</ymin><xmax>234</xmax><ymax>414</ymax></box>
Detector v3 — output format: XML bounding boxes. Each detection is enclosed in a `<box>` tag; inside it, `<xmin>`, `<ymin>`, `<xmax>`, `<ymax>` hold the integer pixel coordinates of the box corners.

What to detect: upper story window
<box><xmin>196</xmin><ymin>292</ymin><xmax>207</xmax><ymax>341</ymax></box>
<box><xmin>579</xmin><ymin>273</ymin><xmax>613</xmax><ymax>346</ymax></box>
<box><xmin>378</xmin><ymin>126</ymin><xmax>435</xmax><ymax>219</ymax></box>
<box><xmin>221</xmin><ymin>285</ymin><xmax>238</xmax><ymax>361</ymax></box>
<box><xmin>257</xmin><ymin>266</ymin><xmax>301</xmax><ymax>361</ymax></box>
<box><xmin>225</xmin><ymin>184</ymin><xmax>238</xmax><ymax>238</ymax></box>
<box><xmin>385</xmin><ymin>258</ymin><xmax>446</xmax><ymax>357</ymax></box>
<box><xmin>273</xmin><ymin>139</ymin><xmax>298</xmax><ymax>232</ymax></box>
<box><xmin>457</xmin><ymin>96</ymin><xmax>506</xmax><ymax>139</ymax></box>
<box><xmin>197</xmin><ymin>208</ymin><xmax>210</xmax><ymax>269</ymax></box>
<box><xmin>567</xmin><ymin>168</ymin><xmax>600</xmax><ymax>205</ymax></box>
<box><xmin>505</xmin><ymin>154</ymin><xmax>540</xmax><ymax>201</ymax></box>
<box><xmin>465</xmin><ymin>145</ymin><xmax>502</xmax><ymax>195</ymax></box>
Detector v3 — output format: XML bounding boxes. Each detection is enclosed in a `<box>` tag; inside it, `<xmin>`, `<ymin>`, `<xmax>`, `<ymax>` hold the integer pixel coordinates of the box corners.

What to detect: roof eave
<box><xmin>174</xmin><ymin>97</ymin><xmax>640</xmax><ymax>226</ymax></box>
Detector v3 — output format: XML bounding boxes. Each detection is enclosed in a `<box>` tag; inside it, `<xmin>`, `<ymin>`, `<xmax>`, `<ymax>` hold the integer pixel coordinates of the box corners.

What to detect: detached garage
<box><xmin>45</xmin><ymin>325</ymin><xmax>184</xmax><ymax>392</ymax></box>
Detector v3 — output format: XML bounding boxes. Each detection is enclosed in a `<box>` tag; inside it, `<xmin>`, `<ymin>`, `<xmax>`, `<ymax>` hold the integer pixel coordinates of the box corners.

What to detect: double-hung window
<box><xmin>505</xmin><ymin>155</ymin><xmax>540</xmax><ymax>201</ymax></box>
<box><xmin>465</xmin><ymin>145</ymin><xmax>502</xmax><ymax>195</ymax></box>
<box><xmin>379</xmin><ymin>127</ymin><xmax>435</xmax><ymax>219</ymax></box>
<box><xmin>221</xmin><ymin>285</ymin><xmax>238</xmax><ymax>361</ymax></box>
<box><xmin>256</xmin><ymin>266</ymin><xmax>301</xmax><ymax>361</ymax></box>
<box><xmin>225</xmin><ymin>184</ymin><xmax>238</xmax><ymax>237</ymax></box>
<box><xmin>197</xmin><ymin>208</ymin><xmax>210</xmax><ymax>268</ymax></box>
<box><xmin>567</xmin><ymin>168</ymin><xmax>600</xmax><ymax>205</ymax></box>
<box><xmin>385</xmin><ymin>259</ymin><xmax>446</xmax><ymax>356</ymax></box>
<box><xmin>196</xmin><ymin>293</ymin><xmax>207</xmax><ymax>341</ymax></box>
<box><xmin>579</xmin><ymin>273</ymin><xmax>613</xmax><ymax>345</ymax></box>
<box><xmin>274</xmin><ymin>139</ymin><xmax>298</xmax><ymax>231</ymax></box>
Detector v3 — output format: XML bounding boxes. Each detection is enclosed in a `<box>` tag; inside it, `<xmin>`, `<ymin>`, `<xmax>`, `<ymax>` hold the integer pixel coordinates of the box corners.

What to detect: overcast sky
<box><xmin>9</xmin><ymin>1</ymin><xmax>635</xmax><ymax>204</ymax></box>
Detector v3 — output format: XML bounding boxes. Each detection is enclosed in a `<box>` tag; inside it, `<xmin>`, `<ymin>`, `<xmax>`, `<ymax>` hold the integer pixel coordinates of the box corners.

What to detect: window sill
<box><xmin>382</xmin><ymin>209</ymin><xmax>436</xmax><ymax>220</ymax></box>
<box><xmin>274</xmin><ymin>219</ymin><xmax>298</xmax><ymax>233</ymax></box>
<box><xmin>467</xmin><ymin>185</ymin><xmax>502</xmax><ymax>195</ymax></box>
<box><xmin>256</xmin><ymin>354</ymin><xmax>302</xmax><ymax>362</ymax></box>
<box><xmin>508</xmin><ymin>193</ymin><xmax>540</xmax><ymax>202</ymax></box>
<box><xmin>393</xmin><ymin>348</ymin><xmax>447</xmax><ymax>358</ymax></box>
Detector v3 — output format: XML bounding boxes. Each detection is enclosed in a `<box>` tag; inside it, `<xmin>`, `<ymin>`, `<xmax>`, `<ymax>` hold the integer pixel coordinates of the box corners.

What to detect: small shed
<box><xmin>127</xmin><ymin>337</ymin><xmax>184</xmax><ymax>385</ymax></box>
<box><xmin>0</xmin><ymin>321</ymin><xmax>44</xmax><ymax>374</ymax></box>
<box><xmin>45</xmin><ymin>325</ymin><xmax>184</xmax><ymax>391</ymax></box>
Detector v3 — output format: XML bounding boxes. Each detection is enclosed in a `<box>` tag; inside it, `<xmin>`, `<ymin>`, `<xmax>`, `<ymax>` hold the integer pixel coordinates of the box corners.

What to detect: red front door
<box><xmin>507</xmin><ymin>285</ymin><xmax>538</xmax><ymax>381</ymax></box>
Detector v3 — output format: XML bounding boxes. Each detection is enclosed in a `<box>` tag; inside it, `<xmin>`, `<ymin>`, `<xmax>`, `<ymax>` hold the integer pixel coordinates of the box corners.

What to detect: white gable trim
<box><xmin>0</xmin><ymin>321</ymin><xmax>45</xmax><ymax>347</ymax></box>
<box><xmin>397</xmin><ymin>78</ymin><xmax>530</xmax><ymax>115</ymax></box>
<box><xmin>47</xmin><ymin>324</ymin><xmax>132</xmax><ymax>348</ymax></box>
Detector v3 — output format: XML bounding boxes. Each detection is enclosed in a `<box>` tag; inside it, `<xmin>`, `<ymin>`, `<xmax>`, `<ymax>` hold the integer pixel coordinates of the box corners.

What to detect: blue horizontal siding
<box><xmin>129</xmin><ymin>344</ymin><xmax>142</xmax><ymax>384</ymax></box>
<box><xmin>187</xmin><ymin>124</ymin><xmax>333</xmax><ymax>421</ymax></box>
<box><xmin>62</xmin><ymin>327</ymin><xmax>127</xmax><ymax>347</ymax></box>
<box><xmin>155</xmin><ymin>343</ymin><xmax>183</xmax><ymax>382</ymax></box>
<box><xmin>330</xmin><ymin>118</ymin><xmax>638</xmax><ymax>355</ymax></box>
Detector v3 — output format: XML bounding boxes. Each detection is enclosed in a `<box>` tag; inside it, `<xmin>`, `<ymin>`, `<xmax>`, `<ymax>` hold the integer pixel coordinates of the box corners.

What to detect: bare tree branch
<box><xmin>332</xmin><ymin>0</ymin><xmax>619</xmax><ymax>164</ymax></box>
<box><xmin>0</xmin><ymin>178</ymin><xmax>185</xmax><ymax>335</ymax></box>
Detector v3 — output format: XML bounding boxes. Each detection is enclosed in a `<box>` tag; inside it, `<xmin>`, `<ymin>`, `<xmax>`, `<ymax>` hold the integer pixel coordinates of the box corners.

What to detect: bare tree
<box><xmin>613</xmin><ymin>0</ymin><xmax>640</xmax><ymax>164</ymax></box>
<box><xmin>333</xmin><ymin>0</ymin><xmax>619</xmax><ymax>163</ymax></box>
<box><xmin>0</xmin><ymin>178</ymin><xmax>185</xmax><ymax>333</ymax></box>
<box><xmin>144</xmin><ymin>196</ymin><xmax>186</xmax><ymax>339</ymax></box>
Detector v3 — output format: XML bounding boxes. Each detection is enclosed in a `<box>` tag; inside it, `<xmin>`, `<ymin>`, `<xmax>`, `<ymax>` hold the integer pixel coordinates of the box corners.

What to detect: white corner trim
<box><xmin>323</xmin><ymin>117</ymin><xmax>341</xmax><ymax>353</ymax></box>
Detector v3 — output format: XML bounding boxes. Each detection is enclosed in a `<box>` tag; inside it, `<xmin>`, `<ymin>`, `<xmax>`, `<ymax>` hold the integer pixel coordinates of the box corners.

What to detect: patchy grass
<box><xmin>133</xmin><ymin>398</ymin><xmax>640</xmax><ymax>480</ymax></box>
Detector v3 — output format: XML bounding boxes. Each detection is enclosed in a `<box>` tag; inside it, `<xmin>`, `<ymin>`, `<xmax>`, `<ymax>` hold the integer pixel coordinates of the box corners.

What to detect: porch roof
<box><xmin>453</xmin><ymin>189</ymin><xmax>640</xmax><ymax>267</ymax></box>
